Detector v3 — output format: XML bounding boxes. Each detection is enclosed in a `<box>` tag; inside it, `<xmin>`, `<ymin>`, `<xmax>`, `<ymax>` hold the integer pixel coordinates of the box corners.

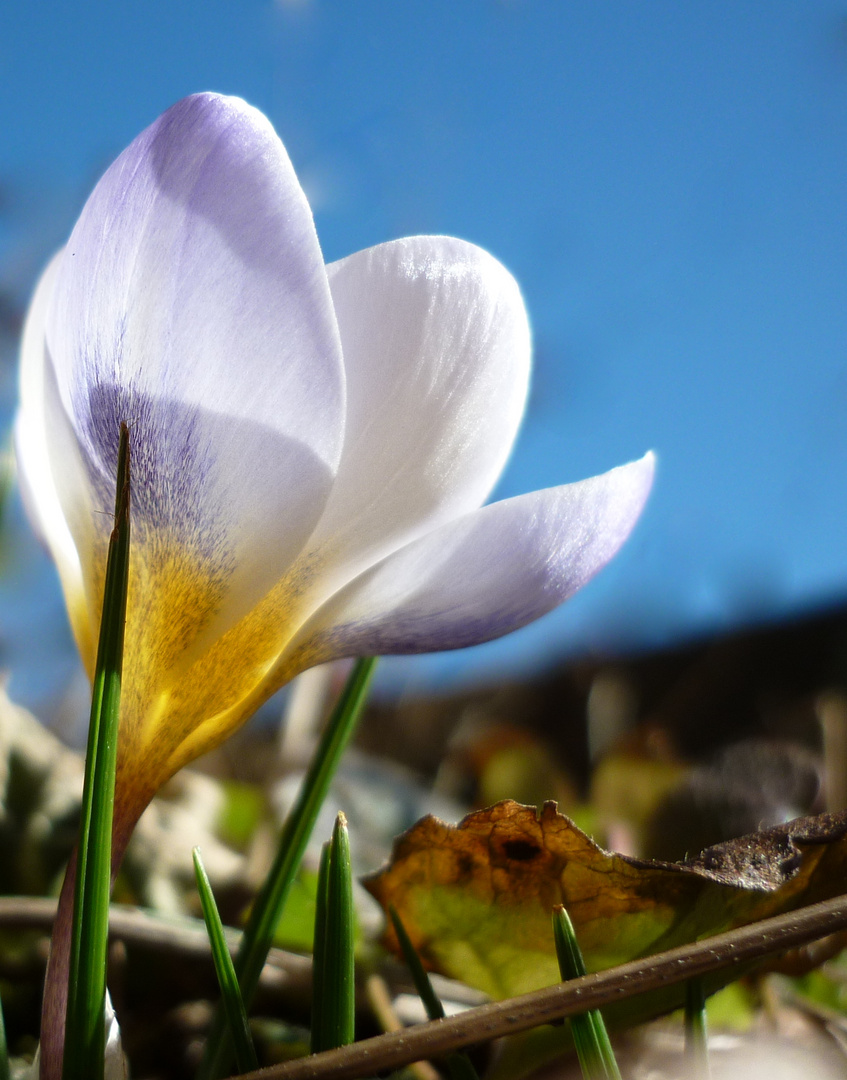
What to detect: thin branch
<box><xmin>0</xmin><ymin>897</ymin><xmax>311</xmax><ymax>989</ymax></box>
<box><xmin>364</xmin><ymin>974</ymin><xmax>440</xmax><ymax>1080</ymax></box>
<box><xmin>0</xmin><ymin>896</ymin><xmax>484</xmax><ymax>1006</ymax></box>
<box><xmin>227</xmin><ymin>893</ymin><xmax>847</xmax><ymax>1080</ymax></box>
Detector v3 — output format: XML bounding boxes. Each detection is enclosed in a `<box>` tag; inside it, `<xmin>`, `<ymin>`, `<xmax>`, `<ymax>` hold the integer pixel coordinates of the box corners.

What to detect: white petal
<box><xmin>289</xmin><ymin>454</ymin><xmax>655</xmax><ymax>663</ymax></box>
<box><xmin>104</xmin><ymin>989</ymin><xmax>128</xmax><ymax>1080</ymax></box>
<box><xmin>45</xmin><ymin>94</ymin><xmax>345</xmax><ymax>623</ymax></box>
<box><xmin>26</xmin><ymin>989</ymin><xmax>126</xmax><ymax>1080</ymax></box>
<box><xmin>16</xmin><ymin>252</ymin><xmax>91</xmax><ymax>643</ymax></box>
<box><xmin>297</xmin><ymin>236</ymin><xmax>530</xmax><ymax>597</ymax></box>
<box><xmin>17</xmin><ymin>251</ymin><xmax>70</xmax><ymax>555</ymax></box>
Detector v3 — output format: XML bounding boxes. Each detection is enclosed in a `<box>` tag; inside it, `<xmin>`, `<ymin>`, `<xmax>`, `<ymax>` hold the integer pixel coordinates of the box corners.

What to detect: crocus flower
<box><xmin>18</xmin><ymin>92</ymin><xmax>654</xmax><ymax>843</ymax></box>
<box><xmin>20</xmin><ymin>91</ymin><xmax>654</xmax><ymax>1077</ymax></box>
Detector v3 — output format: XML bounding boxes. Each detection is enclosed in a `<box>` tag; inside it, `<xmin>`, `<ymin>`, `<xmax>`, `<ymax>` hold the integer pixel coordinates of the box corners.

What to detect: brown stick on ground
<box><xmin>227</xmin><ymin>893</ymin><xmax>847</xmax><ymax>1080</ymax></box>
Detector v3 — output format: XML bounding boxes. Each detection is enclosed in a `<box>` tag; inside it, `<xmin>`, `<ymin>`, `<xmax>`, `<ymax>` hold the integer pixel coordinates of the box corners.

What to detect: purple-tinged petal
<box><xmin>45</xmin><ymin>93</ymin><xmax>345</xmax><ymax>629</ymax></box>
<box><xmin>286</xmin><ymin>453</ymin><xmax>655</xmax><ymax>664</ymax></box>
<box><xmin>290</xmin><ymin>236</ymin><xmax>530</xmax><ymax>600</ymax></box>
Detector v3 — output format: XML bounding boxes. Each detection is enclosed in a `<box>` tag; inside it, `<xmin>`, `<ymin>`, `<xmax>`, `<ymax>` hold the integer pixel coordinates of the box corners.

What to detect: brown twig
<box><xmin>364</xmin><ymin>974</ymin><xmax>440</xmax><ymax>1080</ymax></box>
<box><xmin>227</xmin><ymin>893</ymin><xmax>847</xmax><ymax>1080</ymax></box>
<box><xmin>0</xmin><ymin>896</ymin><xmax>311</xmax><ymax>990</ymax></box>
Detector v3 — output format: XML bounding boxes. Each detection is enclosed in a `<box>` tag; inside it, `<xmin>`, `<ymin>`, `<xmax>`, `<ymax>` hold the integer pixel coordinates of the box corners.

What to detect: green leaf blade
<box><xmin>311</xmin><ymin>813</ymin><xmax>355</xmax><ymax>1053</ymax></box>
<box><xmin>309</xmin><ymin>842</ymin><xmax>332</xmax><ymax>1055</ymax></box>
<box><xmin>389</xmin><ymin>905</ymin><xmax>445</xmax><ymax>1022</ymax></box>
<box><xmin>199</xmin><ymin>656</ymin><xmax>376</xmax><ymax>1079</ymax></box>
<box><xmin>553</xmin><ymin>905</ymin><xmax>621</xmax><ymax>1080</ymax></box>
<box><xmin>63</xmin><ymin>422</ymin><xmax>131</xmax><ymax>1080</ymax></box>
<box><xmin>193</xmin><ymin>847</ymin><xmax>258</xmax><ymax>1073</ymax></box>
<box><xmin>0</xmin><ymin>988</ymin><xmax>9</xmax><ymax>1080</ymax></box>
<box><xmin>684</xmin><ymin>978</ymin><xmax>711</xmax><ymax>1080</ymax></box>
<box><xmin>389</xmin><ymin>905</ymin><xmax>480</xmax><ymax>1080</ymax></box>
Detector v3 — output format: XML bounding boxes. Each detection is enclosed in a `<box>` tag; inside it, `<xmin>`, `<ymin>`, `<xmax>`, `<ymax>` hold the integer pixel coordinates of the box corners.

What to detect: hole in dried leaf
<box><xmin>501</xmin><ymin>839</ymin><xmax>540</xmax><ymax>862</ymax></box>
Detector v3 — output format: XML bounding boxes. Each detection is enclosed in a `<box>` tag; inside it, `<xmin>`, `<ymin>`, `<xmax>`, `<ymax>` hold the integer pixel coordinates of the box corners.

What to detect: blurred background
<box><xmin>2</xmin><ymin>1</ymin><xmax>847</xmax><ymax>725</ymax></box>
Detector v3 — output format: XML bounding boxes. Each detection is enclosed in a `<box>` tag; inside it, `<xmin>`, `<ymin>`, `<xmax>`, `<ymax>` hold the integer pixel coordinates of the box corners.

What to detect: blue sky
<box><xmin>2</xmin><ymin>2</ymin><xmax>847</xmax><ymax>709</ymax></box>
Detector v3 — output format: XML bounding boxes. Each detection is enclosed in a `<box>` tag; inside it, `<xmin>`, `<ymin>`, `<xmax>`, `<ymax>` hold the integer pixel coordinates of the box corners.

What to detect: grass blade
<box><xmin>198</xmin><ymin>656</ymin><xmax>377</xmax><ymax>1079</ymax></box>
<box><xmin>310</xmin><ymin>814</ymin><xmax>355</xmax><ymax>1053</ymax></box>
<box><xmin>389</xmin><ymin>906</ymin><xmax>479</xmax><ymax>1080</ymax></box>
<box><xmin>552</xmin><ymin>904</ymin><xmax>621</xmax><ymax>1080</ymax></box>
<box><xmin>309</xmin><ymin>842</ymin><xmax>332</xmax><ymax>1054</ymax></box>
<box><xmin>193</xmin><ymin>848</ymin><xmax>258</xmax><ymax>1073</ymax></box>
<box><xmin>388</xmin><ymin>906</ymin><xmax>444</xmax><ymax>1022</ymax></box>
<box><xmin>684</xmin><ymin>977</ymin><xmax>711</xmax><ymax>1079</ymax></box>
<box><xmin>63</xmin><ymin>422</ymin><xmax>131</xmax><ymax>1080</ymax></box>
<box><xmin>0</xmin><ymin>988</ymin><xmax>9</xmax><ymax>1080</ymax></box>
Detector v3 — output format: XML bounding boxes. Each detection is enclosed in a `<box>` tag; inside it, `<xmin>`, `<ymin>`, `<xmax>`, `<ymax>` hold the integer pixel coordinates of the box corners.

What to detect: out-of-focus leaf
<box><xmin>271</xmin><ymin>871</ymin><xmax>320</xmax><ymax>953</ymax></box>
<box><xmin>700</xmin><ymin>980</ymin><xmax>756</xmax><ymax>1030</ymax></box>
<box><xmin>217</xmin><ymin>781</ymin><xmax>266</xmax><ymax>851</ymax></box>
<box><xmin>440</xmin><ymin>719</ymin><xmax>577</xmax><ymax>811</ymax></box>
<box><xmin>591</xmin><ymin>752</ymin><xmax>688</xmax><ymax>852</ymax></box>
<box><xmin>365</xmin><ymin>800</ymin><xmax>847</xmax><ymax>1004</ymax></box>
